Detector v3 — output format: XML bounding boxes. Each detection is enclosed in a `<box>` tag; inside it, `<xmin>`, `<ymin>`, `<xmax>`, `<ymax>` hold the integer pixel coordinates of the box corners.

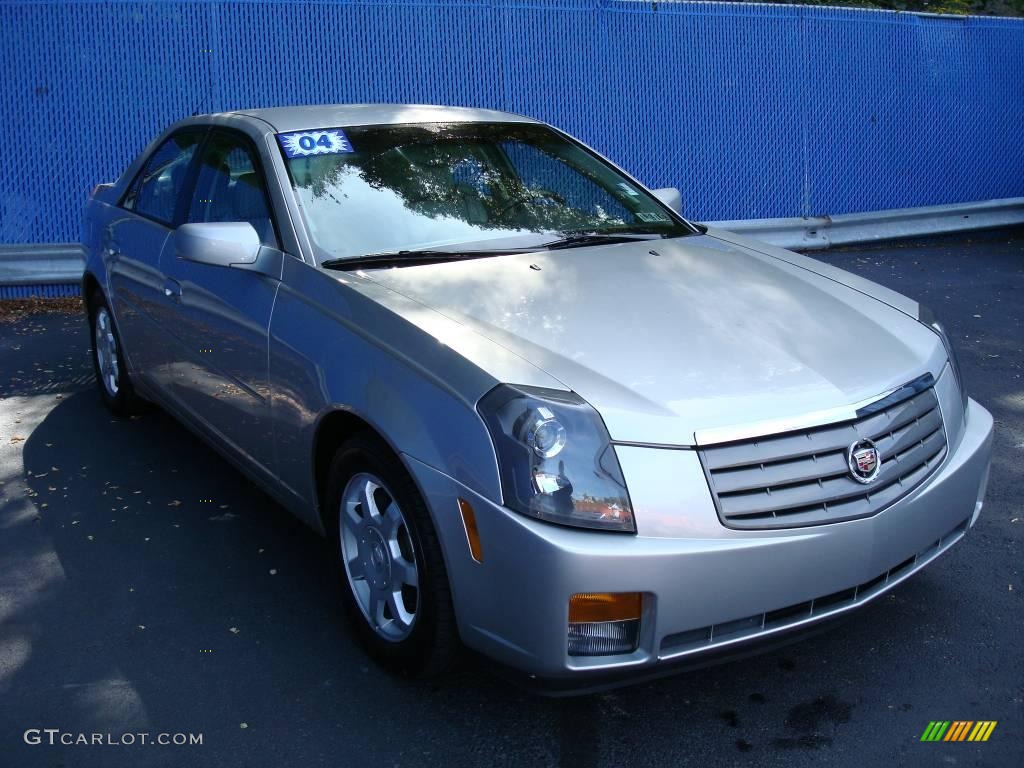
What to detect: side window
<box><xmin>123</xmin><ymin>131</ymin><xmax>201</xmax><ymax>224</ymax></box>
<box><xmin>187</xmin><ymin>132</ymin><xmax>278</xmax><ymax>247</ymax></box>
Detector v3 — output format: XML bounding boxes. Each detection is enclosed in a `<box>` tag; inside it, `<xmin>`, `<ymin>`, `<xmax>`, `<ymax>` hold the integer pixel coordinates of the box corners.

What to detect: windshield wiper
<box><xmin>321</xmin><ymin>232</ymin><xmax>668</xmax><ymax>270</ymax></box>
<box><xmin>540</xmin><ymin>232</ymin><xmax>666</xmax><ymax>250</ymax></box>
<box><xmin>320</xmin><ymin>248</ymin><xmax>525</xmax><ymax>271</ymax></box>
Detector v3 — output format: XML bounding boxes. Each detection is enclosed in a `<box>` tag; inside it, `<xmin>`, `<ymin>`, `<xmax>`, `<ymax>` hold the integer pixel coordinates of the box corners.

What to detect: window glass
<box><xmin>281</xmin><ymin>122</ymin><xmax>689</xmax><ymax>261</ymax></box>
<box><xmin>500</xmin><ymin>141</ymin><xmax>633</xmax><ymax>223</ymax></box>
<box><xmin>188</xmin><ymin>132</ymin><xmax>277</xmax><ymax>247</ymax></box>
<box><xmin>123</xmin><ymin>132</ymin><xmax>200</xmax><ymax>224</ymax></box>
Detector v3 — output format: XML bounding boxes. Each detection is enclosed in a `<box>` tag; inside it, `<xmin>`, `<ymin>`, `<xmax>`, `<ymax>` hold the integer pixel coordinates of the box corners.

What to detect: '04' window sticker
<box><xmin>277</xmin><ymin>128</ymin><xmax>354</xmax><ymax>158</ymax></box>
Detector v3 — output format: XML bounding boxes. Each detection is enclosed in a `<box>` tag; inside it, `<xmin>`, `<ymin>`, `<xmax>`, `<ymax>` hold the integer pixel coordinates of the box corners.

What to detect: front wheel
<box><xmin>325</xmin><ymin>433</ymin><xmax>458</xmax><ymax>676</ymax></box>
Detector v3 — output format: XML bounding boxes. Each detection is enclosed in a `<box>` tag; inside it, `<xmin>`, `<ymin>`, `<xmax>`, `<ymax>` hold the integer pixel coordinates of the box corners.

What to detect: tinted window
<box><xmin>187</xmin><ymin>132</ymin><xmax>277</xmax><ymax>247</ymax></box>
<box><xmin>123</xmin><ymin>131</ymin><xmax>201</xmax><ymax>224</ymax></box>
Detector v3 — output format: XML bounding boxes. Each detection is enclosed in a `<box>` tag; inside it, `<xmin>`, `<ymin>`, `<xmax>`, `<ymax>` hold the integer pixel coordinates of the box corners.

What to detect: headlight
<box><xmin>918</xmin><ymin>303</ymin><xmax>968</xmax><ymax>412</ymax></box>
<box><xmin>478</xmin><ymin>385</ymin><xmax>635</xmax><ymax>533</ymax></box>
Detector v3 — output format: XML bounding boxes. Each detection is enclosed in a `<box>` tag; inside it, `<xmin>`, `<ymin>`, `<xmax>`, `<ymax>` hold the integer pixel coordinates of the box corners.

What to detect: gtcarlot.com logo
<box><xmin>920</xmin><ymin>721</ymin><xmax>997</xmax><ymax>743</ymax></box>
<box><xmin>24</xmin><ymin>729</ymin><xmax>203</xmax><ymax>747</ymax></box>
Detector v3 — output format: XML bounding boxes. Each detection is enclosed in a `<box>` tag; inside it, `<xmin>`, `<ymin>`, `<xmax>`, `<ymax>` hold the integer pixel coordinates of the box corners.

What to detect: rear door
<box><xmin>106</xmin><ymin>129</ymin><xmax>204</xmax><ymax>380</ymax></box>
<box><xmin>157</xmin><ymin>128</ymin><xmax>282</xmax><ymax>475</ymax></box>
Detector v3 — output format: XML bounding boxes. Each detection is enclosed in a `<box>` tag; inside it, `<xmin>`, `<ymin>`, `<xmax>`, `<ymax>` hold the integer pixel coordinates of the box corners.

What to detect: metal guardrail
<box><xmin>1</xmin><ymin>198</ymin><xmax>1023</xmax><ymax>295</ymax></box>
<box><xmin>0</xmin><ymin>244</ymin><xmax>84</xmax><ymax>286</ymax></box>
<box><xmin>707</xmin><ymin>197</ymin><xmax>1024</xmax><ymax>251</ymax></box>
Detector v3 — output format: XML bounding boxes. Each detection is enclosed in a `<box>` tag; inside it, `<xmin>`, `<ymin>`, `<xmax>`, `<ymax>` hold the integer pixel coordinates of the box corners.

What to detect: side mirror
<box><xmin>651</xmin><ymin>187</ymin><xmax>683</xmax><ymax>214</ymax></box>
<box><xmin>175</xmin><ymin>222</ymin><xmax>261</xmax><ymax>267</ymax></box>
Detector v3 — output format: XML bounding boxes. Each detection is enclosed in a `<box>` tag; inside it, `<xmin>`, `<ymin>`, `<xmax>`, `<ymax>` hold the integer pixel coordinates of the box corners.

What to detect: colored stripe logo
<box><xmin>921</xmin><ymin>721</ymin><xmax>997</xmax><ymax>742</ymax></box>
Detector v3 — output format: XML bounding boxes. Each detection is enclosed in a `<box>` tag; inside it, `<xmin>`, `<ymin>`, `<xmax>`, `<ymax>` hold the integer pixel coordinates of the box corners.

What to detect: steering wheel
<box><xmin>494</xmin><ymin>188</ymin><xmax>567</xmax><ymax>219</ymax></box>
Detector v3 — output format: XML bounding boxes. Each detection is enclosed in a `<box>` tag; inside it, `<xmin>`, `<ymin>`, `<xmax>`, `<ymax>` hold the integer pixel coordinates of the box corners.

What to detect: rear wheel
<box><xmin>88</xmin><ymin>291</ymin><xmax>144</xmax><ymax>416</ymax></box>
<box><xmin>325</xmin><ymin>433</ymin><xmax>458</xmax><ymax>676</ymax></box>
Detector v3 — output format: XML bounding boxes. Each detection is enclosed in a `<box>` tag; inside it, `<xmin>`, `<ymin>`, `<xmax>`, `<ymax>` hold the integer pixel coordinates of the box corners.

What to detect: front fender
<box><xmin>267</xmin><ymin>257</ymin><xmax>507</xmax><ymax>525</ymax></box>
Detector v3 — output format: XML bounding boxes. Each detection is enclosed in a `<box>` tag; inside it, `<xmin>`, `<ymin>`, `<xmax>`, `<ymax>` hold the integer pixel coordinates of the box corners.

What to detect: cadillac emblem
<box><xmin>848</xmin><ymin>439</ymin><xmax>881</xmax><ymax>484</ymax></box>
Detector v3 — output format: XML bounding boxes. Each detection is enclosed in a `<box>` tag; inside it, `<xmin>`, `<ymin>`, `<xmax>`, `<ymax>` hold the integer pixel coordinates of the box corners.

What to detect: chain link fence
<box><xmin>1</xmin><ymin>0</ymin><xmax>1022</xmax><ymax>243</ymax></box>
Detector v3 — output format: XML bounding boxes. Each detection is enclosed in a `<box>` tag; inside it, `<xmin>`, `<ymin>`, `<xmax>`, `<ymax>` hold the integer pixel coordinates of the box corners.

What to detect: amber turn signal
<box><xmin>457</xmin><ymin>498</ymin><xmax>483</xmax><ymax>563</ymax></box>
<box><xmin>569</xmin><ymin>592</ymin><xmax>642</xmax><ymax>623</ymax></box>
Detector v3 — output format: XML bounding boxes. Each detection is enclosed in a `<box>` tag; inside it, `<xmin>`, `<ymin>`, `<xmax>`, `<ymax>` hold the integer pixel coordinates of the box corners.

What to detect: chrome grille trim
<box><xmin>699</xmin><ymin>377</ymin><xmax>947</xmax><ymax>530</ymax></box>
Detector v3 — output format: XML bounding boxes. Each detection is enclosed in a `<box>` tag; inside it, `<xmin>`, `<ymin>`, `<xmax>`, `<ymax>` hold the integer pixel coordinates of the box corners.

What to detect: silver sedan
<box><xmin>81</xmin><ymin>105</ymin><xmax>993</xmax><ymax>691</ymax></box>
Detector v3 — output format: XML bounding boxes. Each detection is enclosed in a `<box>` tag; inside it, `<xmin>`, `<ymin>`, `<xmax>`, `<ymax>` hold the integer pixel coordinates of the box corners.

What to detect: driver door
<box><xmin>157</xmin><ymin>128</ymin><xmax>282</xmax><ymax>476</ymax></box>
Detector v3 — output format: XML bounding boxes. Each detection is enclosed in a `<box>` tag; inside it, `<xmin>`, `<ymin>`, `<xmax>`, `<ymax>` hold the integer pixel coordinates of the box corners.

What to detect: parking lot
<box><xmin>0</xmin><ymin>232</ymin><xmax>1021</xmax><ymax>768</ymax></box>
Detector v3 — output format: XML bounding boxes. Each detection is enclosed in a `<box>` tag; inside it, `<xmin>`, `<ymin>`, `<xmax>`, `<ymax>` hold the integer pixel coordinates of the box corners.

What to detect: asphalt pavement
<box><xmin>0</xmin><ymin>231</ymin><xmax>1021</xmax><ymax>768</ymax></box>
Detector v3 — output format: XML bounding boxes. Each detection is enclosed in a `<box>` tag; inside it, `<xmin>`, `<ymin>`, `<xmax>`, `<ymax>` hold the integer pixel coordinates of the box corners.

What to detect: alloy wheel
<box><xmin>339</xmin><ymin>472</ymin><xmax>420</xmax><ymax>641</ymax></box>
<box><xmin>94</xmin><ymin>307</ymin><xmax>120</xmax><ymax>397</ymax></box>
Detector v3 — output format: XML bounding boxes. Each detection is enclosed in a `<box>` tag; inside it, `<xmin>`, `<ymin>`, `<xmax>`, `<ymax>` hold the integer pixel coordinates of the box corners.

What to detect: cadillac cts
<box><xmin>81</xmin><ymin>105</ymin><xmax>993</xmax><ymax>691</ymax></box>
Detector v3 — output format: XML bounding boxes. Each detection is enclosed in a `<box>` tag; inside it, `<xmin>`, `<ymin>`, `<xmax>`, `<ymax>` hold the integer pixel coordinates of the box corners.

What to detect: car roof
<box><xmin>226</xmin><ymin>103</ymin><xmax>541</xmax><ymax>132</ymax></box>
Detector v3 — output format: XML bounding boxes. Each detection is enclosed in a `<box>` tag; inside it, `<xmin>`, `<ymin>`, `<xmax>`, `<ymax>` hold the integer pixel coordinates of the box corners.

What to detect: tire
<box><xmin>325</xmin><ymin>432</ymin><xmax>458</xmax><ymax>676</ymax></box>
<box><xmin>88</xmin><ymin>290</ymin><xmax>145</xmax><ymax>416</ymax></box>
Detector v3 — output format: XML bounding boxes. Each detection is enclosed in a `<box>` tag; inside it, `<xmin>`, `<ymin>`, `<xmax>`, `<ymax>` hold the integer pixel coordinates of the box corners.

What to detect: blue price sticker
<box><xmin>278</xmin><ymin>129</ymin><xmax>354</xmax><ymax>158</ymax></box>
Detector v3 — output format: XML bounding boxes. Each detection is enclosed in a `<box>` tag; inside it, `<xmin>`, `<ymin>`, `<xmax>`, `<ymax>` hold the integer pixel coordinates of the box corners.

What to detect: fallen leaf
<box><xmin>209</xmin><ymin>512</ymin><xmax>238</xmax><ymax>522</ymax></box>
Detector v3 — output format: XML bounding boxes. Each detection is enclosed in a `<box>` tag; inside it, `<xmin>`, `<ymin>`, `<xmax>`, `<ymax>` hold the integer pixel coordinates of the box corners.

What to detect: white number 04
<box><xmin>278</xmin><ymin>129</ymin><xmax>353</xmax><ymax>158</ymax></box>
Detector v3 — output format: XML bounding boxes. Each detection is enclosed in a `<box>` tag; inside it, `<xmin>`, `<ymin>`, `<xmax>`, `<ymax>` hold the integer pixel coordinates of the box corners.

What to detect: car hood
<box><xmin>358</xmin><ymin>234</ymin><xmax>945</xmax><ymax>445</ymax></box>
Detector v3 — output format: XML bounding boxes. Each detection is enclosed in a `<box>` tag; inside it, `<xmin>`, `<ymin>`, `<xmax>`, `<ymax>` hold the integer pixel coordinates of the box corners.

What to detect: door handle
<box><xmin>162</xmin><ymin>279</ymin><xmax>182</xmax><ymax>301</ymax></box>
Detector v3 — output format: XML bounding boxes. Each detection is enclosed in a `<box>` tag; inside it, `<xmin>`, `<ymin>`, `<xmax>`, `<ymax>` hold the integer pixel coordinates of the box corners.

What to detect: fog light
<box><xmin>568</xmin><ymin>592</ymin><xmax>642</xmax><ymax>656</ymax></box>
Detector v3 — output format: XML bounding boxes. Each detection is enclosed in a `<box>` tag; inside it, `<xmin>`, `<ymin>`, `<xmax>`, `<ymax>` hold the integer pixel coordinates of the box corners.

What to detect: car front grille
<box><xmin>699</xmin><ymin>377</ymin><xmax>947</xmax><ymax>530</ymax></box>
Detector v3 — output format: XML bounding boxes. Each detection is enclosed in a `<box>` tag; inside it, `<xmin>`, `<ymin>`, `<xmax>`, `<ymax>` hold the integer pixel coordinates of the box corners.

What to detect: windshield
<box><xmin>280</xmin><ymin>122</ymin><xmax>694</xmax><ymax>261</ymax></box>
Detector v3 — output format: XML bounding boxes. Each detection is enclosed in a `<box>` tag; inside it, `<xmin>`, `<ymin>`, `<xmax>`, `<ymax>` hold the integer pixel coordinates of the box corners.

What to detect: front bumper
<box><xmin>405</xmin><ymin>395</ymin><xmax>993</xmax><ymax>688</ymax></box>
